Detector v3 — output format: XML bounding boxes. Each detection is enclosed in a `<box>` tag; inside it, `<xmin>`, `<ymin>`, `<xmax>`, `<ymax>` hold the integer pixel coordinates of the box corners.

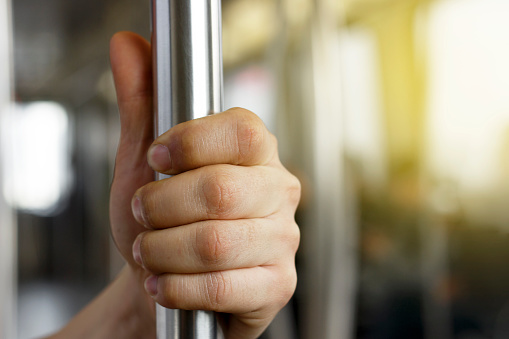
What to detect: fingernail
<box><xmin>131</xmin><ymin>196</ymin><xmax>147</xmax><ymax>227</ymax></box>
<box><xmin>132</xmin><ymin>235</ymin><xmax>143</xmax><ymax>267</ymax></box>
<box><xmin>148</xmin><ymin>144</ymin><xmax>171</xmax><ymax>172</ymax></box>
<box><xmin>145</xmin><ymin>275</ymin><xmax>158</xmax><ymax>296</ymax></box>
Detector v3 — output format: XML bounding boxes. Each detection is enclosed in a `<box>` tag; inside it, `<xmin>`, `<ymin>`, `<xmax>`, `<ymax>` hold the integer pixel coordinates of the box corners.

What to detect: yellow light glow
<box><xmin>426</xmin><ymin>0</ymin><xmax>509</xmax><ymax>191</ymax></box>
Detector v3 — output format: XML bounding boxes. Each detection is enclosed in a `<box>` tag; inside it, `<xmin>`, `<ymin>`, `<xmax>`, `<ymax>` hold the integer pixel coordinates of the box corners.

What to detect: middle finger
<box><xmin>132</xmin><ymin>164</ymin><xmax>291</xmax><ymax>229</ymax></box>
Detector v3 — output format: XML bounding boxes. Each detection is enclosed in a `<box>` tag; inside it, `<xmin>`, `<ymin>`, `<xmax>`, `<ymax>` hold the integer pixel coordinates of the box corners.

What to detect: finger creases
<box><xmin>137</xmin><ymin>218</ymin><xmax>297</xmax><ymax>275</ymax></box>
<box><xmin>153</xmin><ymin>266</ymin><xmax>296</xmax><ymax>315</ymax></box>
<box><xmin>147</xmin><ymin>108</ymin><xmax>278</xmax><ymax>175</ymax></box>
<box><xmin>134</xmin><ymin>164</ymin><xmax>299</xmax><ymax>229</ymax></box>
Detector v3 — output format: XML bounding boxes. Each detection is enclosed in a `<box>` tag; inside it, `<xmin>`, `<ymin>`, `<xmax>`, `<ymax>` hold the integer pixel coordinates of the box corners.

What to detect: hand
<box><xmin>109</xmin><ymin>32</ymin><xmax>300</xmax><ymax>339</ymax></box>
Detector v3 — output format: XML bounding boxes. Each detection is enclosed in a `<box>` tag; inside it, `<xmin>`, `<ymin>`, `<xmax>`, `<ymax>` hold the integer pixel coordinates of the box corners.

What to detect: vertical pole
<box><xmin>151</xmin><ymin>0</ymin><xmax>223</xmax><ymax>338</ymax></box>
<box><xmin>0</xmin><ymin>0</ymin><xmax>16</xmax><ymax>338</ymax></box>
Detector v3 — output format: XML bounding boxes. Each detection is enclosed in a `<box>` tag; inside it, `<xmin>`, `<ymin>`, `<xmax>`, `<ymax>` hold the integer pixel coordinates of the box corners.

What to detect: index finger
<box><xmin>147</xmin><ymin>107</ymin><xmax>278</xmax><ymax>175</ymax></box>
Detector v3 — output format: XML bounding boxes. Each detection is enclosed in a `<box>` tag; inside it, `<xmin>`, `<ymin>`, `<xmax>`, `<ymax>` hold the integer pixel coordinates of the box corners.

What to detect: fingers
<box><xmin>110</xmin><ymin>32</ymin><xmax>152</xmax><ymax>116</ymax></box>
<box><xmin>109</xmin><ymin>29</ymin><xmax>301</xmax><ymax>339</ymax></box>
<box><xmin>145</xmin><ymin>267</ymin><xmax>297</xmax><ymax>338</ymax></box>
<box><xmin>147</xmin><ymin>108</ymin><xmax>279</xmax><ymax>175</ymax></box>
<box><xmin>143</xmin><ymin>265</ymin><xmax>298</xmax><ymax>339</ymax></box>
<box><xmin>133</xmin><ymin>218</ymin><xmax>300</xmax><ymax>275</ymax></box>
<box><xmin>132</xmin><ymin>164</ymin><xmax>301</xmax><ymax>229</ymax></box>
<box><xmin>146</xmin><ymin>265</ymin><xmax>297</xmax><ymax>316</ymax></box>
<box><xmin>109</xmin><ymin>32</ymin><xmax>155</xmax><ymax>265</ymax></box>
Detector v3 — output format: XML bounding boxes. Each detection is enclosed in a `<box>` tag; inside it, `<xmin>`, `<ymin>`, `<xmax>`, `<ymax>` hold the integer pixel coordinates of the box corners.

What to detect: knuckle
<box><xmin>201</xmin><ymin>171</ymin><xmax>238</xmax><ymax>219</ymax></box>
<box><xmin>179</xmin><ymin>126</ymin><xmax>198</xmax><ymax>156</ymax></box>
<box><xmin>270</xmin><ymin>133</ymin><xmax>279</xmax><ymax>151</ymax></box>
<box><xmin>234</xmin><ymin>110</ymin><xmax>267</xmax><ymax>164</ymax></box>
<box><xmin>286</xmin><ymin>222</ymin><xmax>301</xmax><ymax>254</ymax></box>
<box><xmin>204</xmin><ymin>272</ymin><xmax>231</xmax><ymax>310</ymax></box>
<box><xmin>170</xmin><ymin>122</ymin><xmax>205</xmax><ymax>168</ymax></box>
<box><xmin>275</xmin><ymin>267</ymin><xmax>298</xmax><ymax>309</ymax></box>
<box><xmin>195</xmin><ymin>223</ymin><xmax>231</xmax><ymax>268</ymax></box>
<box><xmin>286</xmin><ymin>173</ymin><xmax>302</xmax><ymax>207</ymax></box>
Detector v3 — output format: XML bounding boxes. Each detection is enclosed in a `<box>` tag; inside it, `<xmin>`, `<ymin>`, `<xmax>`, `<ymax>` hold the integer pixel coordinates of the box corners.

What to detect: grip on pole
<box><xmin>151</xmin><ymin>0</ymin><xmax>223</xmax><ymax>338</ymax></box>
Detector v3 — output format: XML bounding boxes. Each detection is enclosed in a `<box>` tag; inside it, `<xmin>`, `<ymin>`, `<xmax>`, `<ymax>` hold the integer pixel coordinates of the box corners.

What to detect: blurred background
<box><xmin>2</xmin><ymin>0</ymin><xmax>509</xmax><ymax>338</ymax></box>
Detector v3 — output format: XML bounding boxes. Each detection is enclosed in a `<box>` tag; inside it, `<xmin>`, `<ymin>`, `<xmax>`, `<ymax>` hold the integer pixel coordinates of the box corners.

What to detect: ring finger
<box><xmin>133</xmin><ymin>217</ymin><xmax>297</xmax><ymax>274</ymax></box>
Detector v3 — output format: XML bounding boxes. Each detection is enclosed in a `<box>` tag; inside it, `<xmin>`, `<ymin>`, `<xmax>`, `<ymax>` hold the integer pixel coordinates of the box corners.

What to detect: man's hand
<box><xmin>109</xmin><ymin>32</ymin><xmax>300</xmax><ymax>339</ymax></box>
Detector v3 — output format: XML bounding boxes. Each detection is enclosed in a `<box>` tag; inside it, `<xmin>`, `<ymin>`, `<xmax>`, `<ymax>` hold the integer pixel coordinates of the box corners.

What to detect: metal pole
<box><xmin>151</xmin><ymin>0</ymin><xmax>223</xmax><ymax>338</ymax></box>
<box><xmin>0</xmin><ymin>0</ymin><xmax>16</xmax><ymax>338</ymax></box>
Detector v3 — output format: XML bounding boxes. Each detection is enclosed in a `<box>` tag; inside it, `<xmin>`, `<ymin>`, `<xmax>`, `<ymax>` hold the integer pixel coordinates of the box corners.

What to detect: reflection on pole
<box><xmin>0</xmin><ymin>0</ymin><xmax>16</xmax><ymax>338</ymax></box>
<box><xmin>151</xmin><ymin>0</ymin><xmax>223</xmax><ymax>338</ymax></box>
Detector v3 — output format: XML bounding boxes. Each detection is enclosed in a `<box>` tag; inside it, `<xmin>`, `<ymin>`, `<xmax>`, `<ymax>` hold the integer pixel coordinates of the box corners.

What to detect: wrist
<box><xmin>115</xmin><ymin>265</ymin><xmax>156</xmax><ymax>338</ymax></box>
<box><xmin>49</xmin><ymin>265</ymin><xmax>155</xmax><ymax>339</ymax></box>
<box><xmin>122</xmin><ymin>265</ymin><xmax>156</xmax><ymax>338</ymax></box>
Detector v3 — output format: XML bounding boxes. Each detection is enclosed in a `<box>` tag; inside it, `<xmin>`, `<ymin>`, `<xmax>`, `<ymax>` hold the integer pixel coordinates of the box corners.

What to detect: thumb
<box><xmin>109</xmin><ymin>32</ymin><xmax>154</xmax><ymax>265</ymax></box>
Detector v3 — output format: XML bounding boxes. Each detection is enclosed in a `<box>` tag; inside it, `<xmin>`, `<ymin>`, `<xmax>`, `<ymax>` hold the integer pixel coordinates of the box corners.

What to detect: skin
<box><xmin>49</xmin><ymin>31</ymin><xmax>300</xmax><ymax>339</ymax></box>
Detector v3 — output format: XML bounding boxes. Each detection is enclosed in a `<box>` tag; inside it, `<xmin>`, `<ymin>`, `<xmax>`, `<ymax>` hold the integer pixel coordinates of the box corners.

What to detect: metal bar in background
<box><xmin>0</xmin><ymin>0</ymin><xmax>16</xmax><ymax>338</ymax></box>
<box><xmin>151</xmin><ymin>0</ymin><xmax>223</xmax><ymax>338</ymax></box>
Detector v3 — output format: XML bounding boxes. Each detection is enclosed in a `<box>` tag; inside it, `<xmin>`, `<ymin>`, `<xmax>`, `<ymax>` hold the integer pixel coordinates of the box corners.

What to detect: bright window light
<box><xmin>426</xmin><ymin>0</ymin><xmax>509</xmax><ymax>191</ymax></box>
<box><xmin>4</xmin><ymin>101</ymin><xmax>71</xmax><ymax>214</ymax></box>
